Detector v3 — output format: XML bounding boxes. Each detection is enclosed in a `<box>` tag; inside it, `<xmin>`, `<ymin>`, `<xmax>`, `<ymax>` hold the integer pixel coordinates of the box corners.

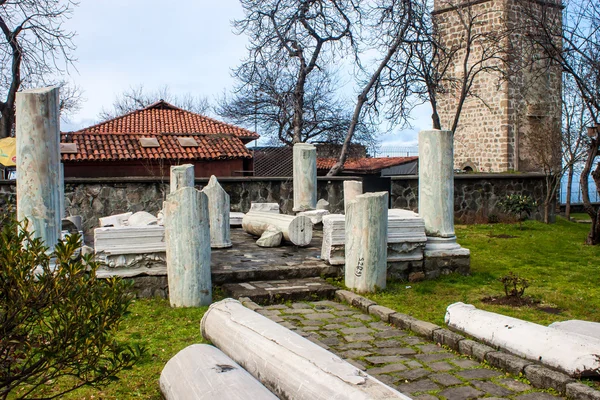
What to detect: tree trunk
<box><xmin>565</xmin><ymin>164</ymin><xmax>574</xmax><ymax>220</ymax></box>
<box><xmin>0</xmin><ymin>105</ymin><xmax>13</xmax><ymax>139</ymax></box>
<box><xmin>580</xmin><ymin>133</ymin><xmax>599</xmax><ymax>245</ymax></box>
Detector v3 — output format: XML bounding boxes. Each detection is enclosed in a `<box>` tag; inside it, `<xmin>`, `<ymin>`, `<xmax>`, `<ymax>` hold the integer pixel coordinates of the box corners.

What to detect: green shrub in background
<box><xmin>0</xmin><ymin>213</ymin><xmax>143</xmax><ymax>400</ymax></box>
<box><xmin>498</xmin><ymin>194</ymin><xmax>537</xmax><ymax>229</ymax></box>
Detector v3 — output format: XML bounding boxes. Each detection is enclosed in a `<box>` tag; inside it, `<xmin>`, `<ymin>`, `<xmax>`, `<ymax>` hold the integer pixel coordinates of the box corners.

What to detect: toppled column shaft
<box><xmin>16</xmin><ymin>87</ymin><xmax>62</xmax><ymax>248</ymax></box>
<box><xmin>242</xmin><ymin>211</ymin><xmax>312</xmax><ymax>246</ymax></box>
<box><xmin>201</xmin><ymin>299</ymin><xmax>411</xmax><ymax>400</ymax></box>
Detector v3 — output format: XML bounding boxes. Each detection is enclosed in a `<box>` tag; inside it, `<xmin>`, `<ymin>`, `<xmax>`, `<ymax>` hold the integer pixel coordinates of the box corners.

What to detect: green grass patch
<box><xmin>570</xmin><ymin>212</ymin><xmax>592</xmax><ymax>221</ymax></box>
<box><xmin>367</xmin><ymin>217</ymin><xmax>600</xmax><ymax>326</ymax></box>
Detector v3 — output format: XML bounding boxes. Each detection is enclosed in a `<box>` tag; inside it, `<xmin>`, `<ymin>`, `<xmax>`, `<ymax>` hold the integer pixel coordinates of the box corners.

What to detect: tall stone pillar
<box><xmin>164</xmin><ymin>187</ymin><xmax>212</xmax><ymax>307</ymax></box>
<box><xmin>418</xmin><ymin>130</ymin><xmax>470</xmax><ymax>278</ymax></box>
<box><xmin>16</xmin><ymin>87</ymin><xmax>61</xmax><ymax>248</ymax></box>
<box><xmin>202</xmin><ymin>175</ymin><xmax>232</xmax><ymax>248</ymax></box>
<box><xmin>170</xmin><ymin>164</ymin><xmax>195</xmax><ymax>193</ymax></box>
<box><xmin>343</xmin><ymin>180</ymin><xmax>362</xmax><ymax>214</ymax></box>
<box><xmin>293</xmin><ymin>143</ymin><xmax>317</xmax><ymax>212</ymax></box>
<box><xmin>345</xmin><ymin>192</ymin><xmax>388</xmax><ymax>293</ymax></box>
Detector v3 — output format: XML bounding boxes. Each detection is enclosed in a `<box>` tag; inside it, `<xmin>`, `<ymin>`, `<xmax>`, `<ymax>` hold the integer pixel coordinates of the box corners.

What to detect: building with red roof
<box><xmin>60</xmin><ymin>100</ymin><xmax>259</xmax><ymax>178</ymax></box>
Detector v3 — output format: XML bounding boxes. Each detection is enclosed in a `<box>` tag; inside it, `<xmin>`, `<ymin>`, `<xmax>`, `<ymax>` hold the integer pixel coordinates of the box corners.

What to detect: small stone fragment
<box><xmin>256</xmin><ymin>226</ymin><xmax>283</xmax><ymax>247</ymax></box>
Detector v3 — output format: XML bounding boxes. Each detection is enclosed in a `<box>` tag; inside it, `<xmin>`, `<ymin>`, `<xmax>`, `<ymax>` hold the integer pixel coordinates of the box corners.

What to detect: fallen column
<box><xmin>202</xmin><ymin>175</ymin><xmax>232</xmax><ymax>248</ymax></box>
<box><xmin>242</xmin><ymin>211</ymin><xmax>312</xmax><ymax>246</ymax></box>
<box><xmin>170</xmin><ymin>164</ymin><xmax>195</xmax><ymax>193</ymax></box>
<box><xmin>343</xmin><ymin>180</ymin><xmax>363</xmax><ymax>214</ymax></box>
<box><xmin>201</xmin><ymin>299</ymin><xmax>411</xmax><ymax>400</ymax></box>
<box><xmin>446</xmin><ymin>303</ymin><xmax>600</xmax><ymax>377</ymax></box>
<box><xmin>16</xmin><ymin>87</ymin><xmax>62</xmax><ymax>248</ymax></box>
<box><xmin>164</xmin><ymin>187</ymin><xmax>211</xmax><ymax>307</ymax></box>
<box><xmin>292</xmin><ymin>143</ymin><xmax>317</xmax><ymax>212</ymax></box>
<box><xmin>345</xmin><ymin>192</ymin><xmax>388</xmax><ymax>293</ymax></box>
<box><xmin>549</xmin><ymin>320</ymin><xmax>600</xmax><ymax>340</ymax></box>
<box><xmin>160</xmin><ymin>344</ymin><xmax>278</xmax><ymax>400</ymax></box>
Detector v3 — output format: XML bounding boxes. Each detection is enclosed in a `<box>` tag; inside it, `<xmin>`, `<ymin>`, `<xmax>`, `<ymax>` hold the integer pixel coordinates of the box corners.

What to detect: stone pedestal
<box><xmin>16</xmin><ymin>87</ymin><xmax>62</xmax><ymax>248</ymax></box>
<box><xmin>202</xmin><ymin>175</ymin><xmax>231</xmax><ymax>248</ymax></box>
<box><xmin>293</xmin><ymin>143</ymin><xmax>317</xmax><ymax>212</ymax></box>
<box><xmin>343</xmin><ymin>180</ymin><xmax>362</xmax><ymax>214</ymax></box>
<box><xmin>419</xmin><ymin>130</ymin><xmax>470</xmax><ymax>274</ymax></box>
<box><xmin>170</xmin><ymin>164</ymin><xmax>195</xmax><ymax>193</ymax></box>
<box><xmin>164</xmin><ymin>187</ymin><xmax>211</xmax><ymax>307</ymax></box>
<box><xmin>345</xmin><ymin>192</ymin><xmax>388</xmax><ymax>293</ymax></box>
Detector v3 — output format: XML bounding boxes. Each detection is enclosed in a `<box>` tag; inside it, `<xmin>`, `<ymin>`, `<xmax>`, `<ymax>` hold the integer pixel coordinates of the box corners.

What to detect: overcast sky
<box><xmin>60</xmin><ymin>0</ymin><xmax>427</xmax><ymax>148</ymax></box>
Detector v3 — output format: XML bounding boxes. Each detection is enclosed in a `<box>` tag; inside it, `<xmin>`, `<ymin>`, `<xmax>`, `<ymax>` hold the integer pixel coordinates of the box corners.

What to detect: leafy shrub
<box><xmin>498</xmin><ymin>194</ymin><xmax>537</xmax><ymax>229</ymax></box>
<box><xmin>499</xmin><ymin>272</ymin><xmax>530</xmax><ymax>298</ymax></box>
<box><xmin>0</xmin><ymin>213</ymin><xmax>143</xmax><ymax>399</ymax></box>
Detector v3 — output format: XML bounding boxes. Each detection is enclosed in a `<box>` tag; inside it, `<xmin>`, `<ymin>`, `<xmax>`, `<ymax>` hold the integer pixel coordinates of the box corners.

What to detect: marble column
<box><xmin>16</xmin><ymin>87</ymin><xmax>62</xmax><ymax>248</ymax></box>
<box><xmin>345</xmin><ymin>192</ymin><xmax>388</xmax><ymax>293</ymax></box>
<box><xmin>164</xmin><ymin>187</ymin><xmax>211</xmax><ymax>307</ymax></box>
<box><xmin>202</xmin><ymin>175</ymin><xmax>232</xmax><ymax>248</ymax></box>
<box><xmin>343</xmin><ymin>180</ymin><xmax>362</xmax><ymax>214</ymax></box>
<box><xmin>170</xmin><ymin>164</ymin><xmax>195</xmax><ymax>193</ymax></box>
<box><xmin>292</xmin><ymin>143</ymin><xmax>317</xmax><ymax>212</ymax></box>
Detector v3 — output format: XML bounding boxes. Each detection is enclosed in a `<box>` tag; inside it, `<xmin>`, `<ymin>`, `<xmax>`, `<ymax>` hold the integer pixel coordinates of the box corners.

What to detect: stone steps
<box><xmin>212</xmin><ymin>262</ymin><xmax>338</xmax><ymax>285</ymax></box>
<box><xmin>221</xmin><ymin>277</ymin><xmax>338</xmax><ymax>305</ymax></box>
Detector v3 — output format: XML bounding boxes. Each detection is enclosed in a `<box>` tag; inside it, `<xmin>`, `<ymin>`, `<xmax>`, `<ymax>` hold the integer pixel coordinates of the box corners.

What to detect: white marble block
<box><xmin>170</xmin><ymin>164</ymin><xmax>195</xmax><ymax>193</ymax></box>
<box><xmin>94</xmin><ymin>225</ymin><xmax>166</xmax><ymax>255</ymax></box>
<box><xmin>249</xmin><ymin>203</ymin><xmax>280</xmax><ymax>213</ymax></box>
<box><xmin>201</xmin><ymin>299</ymin><xmax>412</xmax><ymax>400</ymax></box>
<box><xmin>293</xmin><ymin>143</ymin><xmax>317</xmax><ymax>212</ymax></box>
<box><xmin>16</xmin><ymin>87</ymin><xmax>62</xmax><ymax>248</ymax></box>
<box><xmin>446</xmin><ymin>303</ymin><xmax>600</xmax><ymax>377</ymax></box>
<box><xmin>230</xmin><ymin>212</ymin><xmax>245</xmax><ymax>226</ymax></box>
<box><xmin>160</xmin><ymin>344</ymin><xmax>278</xmax><ymax>400</ymax></box>
<box><xmin>345</xmin><ymin>192</ymin><xmax>389</xmax><ymax>293</ymax></box>
<box><xmin>343</xmin><ymin>180</ymin><xmax>363</xmax><ymax>214</ymax></box>
<box><xmin>202</xmin><ymin>175</ymin><xmax>232</xmax><ymax>248</ymax></box>
<box><xmin>99</xmin><ymin>212</ymin><xmax>133</xmax><ymax>228</ymax></box>
<box><xmin>297</xmin><ymin>209</ymin><xmax>330</xmax><ymax>224</ymax></box>
<box><xmin>242</xmin><ymin>211</ymin><xmax>312</xmax><ymax>246</ymax></box>
<box><xmin>164</xmin><ymin>187</ymin><xmax>212</xmax><ymax>307</ymax></box>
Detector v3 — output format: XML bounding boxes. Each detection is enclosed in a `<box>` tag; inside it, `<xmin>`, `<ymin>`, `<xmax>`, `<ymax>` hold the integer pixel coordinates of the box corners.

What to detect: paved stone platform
<box><xmin>222</xmin><ymin>277</ymin><xmax>337</xmax><ymax>304</ymax></box>
<box><xmin>255</xmin><ymin>300</ymin><xmax>565</xmax><ymax>400</ymax></box>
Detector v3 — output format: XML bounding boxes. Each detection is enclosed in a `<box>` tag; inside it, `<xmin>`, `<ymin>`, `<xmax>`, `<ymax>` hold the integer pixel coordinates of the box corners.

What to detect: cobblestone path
<box><xmin>258</xmin><ymin>300</ymin><xmax>564</xmax><ymax>400</ymax></box>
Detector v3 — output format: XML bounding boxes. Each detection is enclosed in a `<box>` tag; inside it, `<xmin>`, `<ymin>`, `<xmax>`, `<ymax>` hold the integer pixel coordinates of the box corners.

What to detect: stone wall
<box><xmin>391</xmin><ymin>173</ymin><xmax>550</xmax><ymax>223</ymax></box>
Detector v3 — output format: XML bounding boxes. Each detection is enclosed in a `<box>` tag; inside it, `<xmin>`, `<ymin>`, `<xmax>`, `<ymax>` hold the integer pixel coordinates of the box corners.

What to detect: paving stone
<box><xmin>266</xmin><ymin>315</ymin><xmax>285</xmax><ymax>323</ymax></box>
<box><xmin>389</xmin><ymin>312</ymin><xmax>418</xmax><ymax>331</ymax></box>
<box><xmin>257</xmin><ymin>309</ymin><xmax>281</xmax><ymax>316</ymax></box>
<box><xmin>397</xmin><ymin>368</ymin><xmax>431</xmax><ymax>381</ymax></box>
<box><xmin>328</xmin><ymin>317</ymin><xmax>354</xmax><ymax>324</ymax></box>
<box><xmin>458</xmin><ymin>339</ymin><xmax>495</xmax><ymax>362</ymax></box>
<box><xmin>565</xmin><ymin>382</ymin><xmax>600</xmax><ymax>400</ymax></box>
<box><xmin>452</xmin><ymin>358</ymin><xmax>481</xmax><ymax>369</ymax></box>
<box><xmin>413</xmin><ymin>394</ymin><xmax>439</xmax><ymax>400</ymax></box>
<box><xmin>404</xmin><ymin>336</ymin><xmax>426</xmax><ymax>345</ymax></box>
<box><xmin>429</xmin><ymin>361</ymin><xmax>454</xmax><ymax>372</ymax></box>
<box><xmin>369</xmin><ymin>305</ymin><xmax>397</xmax><ymax>322</ymax></box>
<box><xmin>339</xmin><ymin>342</ymin><xmax>371</xmax><ymax>350</ymax></box>
<box><xmin>301</xmin><ymin>319</ymin><xmax>325</xmax><ymax>326</ymax></box>
<box><xmin>283</xmin><ymin>308</ymin><xmax>315</xmax><ymax>314</ymax></box>
<box><xmin>471</xmin><ymin>380</ymin><xmax>514</xmax><ymax>397</ymax></box>
<box><xmin>340</xmin><ymin>326</ymin><xmax>375</xmax><ymax>335</ymax></box>
<box><xmin>432</xmin><ymin>328</ymin><xmax>465</xmax><ymax>351</ymax></box>
<box><xmin>344</xmin><ymin>334</ymin><xmax>375</xmax><ymax>342</ymax></box>
<box><xmin>320</xmin><ymin>330</ymin><xmax>340</xmax><ymax>337</ymax></box>
<box><xmin>278</xmin><ymin>321</ymin><xmax>296</xmax><ymax>329</ymax></box>
<box><xmin>374</xmin><ymin>347</ymin><xmax>417</xmax><ymax>356</ymax></box>
<box><xmin>291</xmin><ymin>302</ymin><xmax>312</xmax><ymax>309</ymax></box>
<box><xmin>312</xmin><ymin>300</ymin><xmax>339</xmax><ymax>307</ymax></box>
<box><xmin>369</xmin><ymin>321</ymin><xmax>393</xmax><ymax>331</ymax></box>
<box><xmin>302</xmin><ymin>326</ymin><xmax>320</xmax><ymax>331</ymax></box>
<box><xmin>350</xmin><ymin>296</ymin><xmax>377</xmax><ymax>313</ymax></box>
<box><xmin>340</xmin><ymin>349</ymin><xmax>372</xmax><ymax>358</ymax></box>
<box><xmin>429</xmin><ymin>373</ymin><xmax>464</xmax><ymax>386</ymax></box>
<box><xmin>438</xmin><ymin>386</ymin><xmax>485</xmax><ymax>400</ymax></box>
<box><xmin>335</xmin><ymin>289</ymin><xmax>362</xmax><ymax>305</ymax></box>
<box><xmin>375</xmin><ymin>340</ymin><xmax>404</xmax><ymax>348</ymax></box>
<box><xmin>478</xmin><ymin>397</ymin><xmax>509</xmax><ymax>400</ymax></box>
<box><xmin>457</xmin><ymin>368</ymin><xmax>503</xmax><ymax>380</ymax></box>
<box><xmin>485</xmin><ymin>351</ymin><xmax>532</xmax><ymax>375</ymax></box>
<box><xmin>396</xmin><ymin>379</ymin><xmax>440</xmax><ymax>394</ymax></box>
<box><xmin>373</xmin><ymin>373</ymin><xmax>398</xmax><ymax>386</ymax></box>
<box><xmin>367</xmin><ymin>363</ymin><xmax>408</xmax><ymax>374</ymax></box>
<box><xmin>345</xmin><ymin>358</ymin><xmax>367</xmax><ymax>371</ymax></box>
<box><xmin>322</xmin><ymin>323</ymin><xmax>345</xmax><ymax>330</ymax></box>
<box><xmin>410</xmin><ymin>320</ymin><xmax>441</xmax><ymax>339</ymax></box>
<box><xmin>304</xmin><ymin>312</ymin><xmax>336</xmax><ymax>320</ymax></box>
<box><xmin>375</xmin><ymin>329</ymin><xmax>406</xmax><ymax>339</ymax></box>
<box><xmin>345</xmin><ymin>320</ymin><xmax>366</xmax><ymax>327</ymax></box>
<box><xmin>514</xmin><ymin>393</ymin><xmax>562</xmax><ymax>399</ymax></box>
<box><xmin>418</xmin><ymin>344</ymin><xmax>444</xmax><ymax>353</ymax></box>
<box><xmin>352</xmin><ymin>313</ymin><xmax>374</xmax><ymax>321</ymax></box>
<box><xmin>524</xmin><ymin>364</ymin><xmax>574</xmax><ymax>394</ymax></box>
<box><xmin>365</xmin><ymin>355</ymin><xmax>407</xmax><ymax>365</ymax></box>
<box><xmin>414</xmin><ymin>353</ymin><xmax>456</xmax><ymax>363</ymax></box>
<box><xmin>498</xmin><ymin>379</ymin><xmax>532</xmax><ymax>392</ymax></box>
<box><xmin>336</xmin><ymin>311</ymin><xmax>355</xmax><ymax>316</ymax></box>
<box><xmin>264</xmin><ymin>304</ymin><xmax>289</xmax><ymax>310</ymax></box>
<box><xmin>319</xmin><ymin>337</ymin><xmax>341</xmax><ymax>346</ymax></box>
<box><xmin>405</xmin><ymin>360</ymin><xmax>423</xmax><ymax>368</ymax></box>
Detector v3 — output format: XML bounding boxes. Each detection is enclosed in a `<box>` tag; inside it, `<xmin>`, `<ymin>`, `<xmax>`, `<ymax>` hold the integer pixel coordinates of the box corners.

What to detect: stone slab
<box><xmin>222</xmin><ymin>277</ymin><xmax>337</xmax><ymax>305</ymax></box>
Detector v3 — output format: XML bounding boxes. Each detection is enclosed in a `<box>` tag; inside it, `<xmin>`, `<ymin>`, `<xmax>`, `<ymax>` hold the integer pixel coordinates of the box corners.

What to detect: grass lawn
<box><xmin>569</xmin><ymin>212</ymin><xmax>592</xmax><ymax>221</ymax></box>
<box><xmin>40</xmin><ymin>217</ymin><xmax>598</xmax><ymax>399</ymax></box>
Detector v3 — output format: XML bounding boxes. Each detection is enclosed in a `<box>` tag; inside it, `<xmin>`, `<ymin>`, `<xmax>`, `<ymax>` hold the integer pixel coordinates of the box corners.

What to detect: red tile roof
<box><xmin>317</xmin><ymin>157</ymin><xmax>418</xmax><ymax>173</ymax></box>
<box><xmin>61</xmin><ymin>100</ymin><xmax>257</xmax><ymax>162</ymax></box>
<box><xmin>74</xmin><ymin>101</ymin><xmax>259</xmax><ymax>141</ymax></box>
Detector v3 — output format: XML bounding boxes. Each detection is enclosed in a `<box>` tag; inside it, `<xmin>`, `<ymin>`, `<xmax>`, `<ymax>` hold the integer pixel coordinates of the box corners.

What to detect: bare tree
<box><xmin>0</xmin><ymin>0</ymin><xmax>77</xmax><ymax>138</ymax></box>
<box><xmin>98</xmin><ymin>84</ymin><xmax>211</xmax><ymax>120</ymax></box>
<box><xmin>233</xmin><ymin>0</ymin><xmax>359</xmax><ymax>144</ymax></box>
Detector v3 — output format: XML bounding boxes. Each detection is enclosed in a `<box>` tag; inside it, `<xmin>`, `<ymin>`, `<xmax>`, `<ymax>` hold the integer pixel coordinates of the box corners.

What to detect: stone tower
<box><xmin>433</xmin><ymin>0</ymin><xmax>562</xmax><ymax>172</ymax></box>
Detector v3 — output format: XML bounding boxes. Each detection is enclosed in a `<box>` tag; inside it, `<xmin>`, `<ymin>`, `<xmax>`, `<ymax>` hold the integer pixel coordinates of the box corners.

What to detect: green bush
<box><xmin>0</xmin><ymin>213</ymin><xmax>143</xmax><ymax>399</ymax></box>
<box><xmin>498</xmin><ymin>194</ymin><xmax>537</xmax><ymax>229</ymax></box>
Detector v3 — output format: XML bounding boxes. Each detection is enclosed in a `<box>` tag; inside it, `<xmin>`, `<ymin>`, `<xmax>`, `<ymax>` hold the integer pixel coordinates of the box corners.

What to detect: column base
<box><xmin>424</xmin><ymin>236</ymin><xmax>470</xmax><ymax>279</ymax></box>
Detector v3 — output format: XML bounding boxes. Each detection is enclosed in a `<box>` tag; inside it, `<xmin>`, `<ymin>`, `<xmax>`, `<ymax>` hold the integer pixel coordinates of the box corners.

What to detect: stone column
<box><xmin>202</xmin><ymin>175</ymin><xmax>232</xmax><ymax>248</ymax></box>
<box><xmin>293</xmin><ymin>143</ymin><xmax>317</xmax><ymax>212</ymax></box>
<box><xmin>164</xmin><ymin>187</ymin><xmax>211</xmax><ymax>307</ymax></box>
<box><xmin>345</xmin><ymin>192</ymin><xmax>388</xmax><ymax>293</ymax></box>
<box><xmin>343</xmin><ymin>180</ymin><xmax>362</xmax><ymax>214</ymax></box>
<box><xmin>16</xmin><ymin>87</ymin><xmax>61</xmax><ymax>248</ymax></box>
<box><xmin>170</xmin><ymin>164</ymin><xmax>195</xmax><ymax>193</ymax></box>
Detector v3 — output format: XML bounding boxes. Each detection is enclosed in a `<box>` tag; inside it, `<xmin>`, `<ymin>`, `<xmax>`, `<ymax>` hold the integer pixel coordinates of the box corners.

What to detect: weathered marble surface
<box><xmin>170</xmin><ymin>164</ymin><xmax>194</xmax><ymax>193</ymax></box>
<box><xmin>293</xmin><ymin>143</ymin><xmax>317</xmax><ymax>212</ymax></box>
<box><xmin>242</xmin><ymin>211</ymin><xmax>312</xmax><ymax>247</ymax></box>
<box><xmin>297</xmin><ymin>209</ymin><xmax>329</xmax><ymax>224</ymax></box>
<box><xmin>201</xmin><ymin>299</ymin><xmax>411</xmax><ymax>400</ymax></box>
<box><xmin>230</xmin><ymin>212</ymin><xmax>245</xmax><ymax>226</ymax></box>
<box><xmin>202</xmin><ymin>176</ymin><xmax>232</xmax><ymax>248</ymax></box>
<box><xmin>249</xmin><ymin>202</ymin><xmax>280</xmax><ymax>213</ymax></box>
<box><xmin>345</xmin><ymin>192</ymin><xmax>389</xmax><ymax>293</ymax></box>
<box><xmin>16</xmin><ymin>87</ymin><xmax>62</xmax><ymax>248</ymax></box>
<box><xmin>164</xmin><ymin>187</ymin><xmax>211</xmax><ymax>307</ymax></box>
<box><xmin>256</xmin><ymin>226</ymin><xmax>283</xmax><ymax>248</ymax></box>
<box><xmin>343</xmin><ymin>180</ymin><xmax>362</xmax><ymax>214</ymax></box>
<box><xmin>99</xmin><ymin>212</ymin><xmax>132</xmax><ymax>228</ymax></box>
<box><xmin>549</xmin><ymin>320</ymin><xmax>600</xmax><ymax>341</ymax></box>
<box><xmin>94</xmin><ymin>225</ymin><xmax>166</xmax><ymax>255</ymax></box>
